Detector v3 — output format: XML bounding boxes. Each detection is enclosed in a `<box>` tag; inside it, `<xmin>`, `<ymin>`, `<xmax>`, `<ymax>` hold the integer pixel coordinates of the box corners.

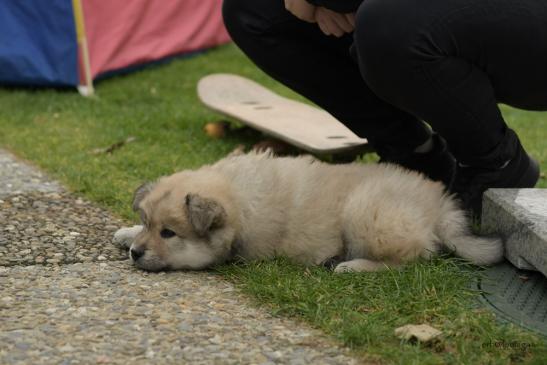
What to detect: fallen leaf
<box><xmin>356</xmin><ymin>306</ymin><xmax>373</xmax><ymax>313</ymax></box>
<box><xmin>519</xmin><ymin>275</ymin><xmax>530</xmax><ymax>281</ymax></box>
<box><xmin>91</xmin><ymin>136</ymin><xmax>136</xmax><ymax>155</ymax></box>
<box><xmin>394</xmin><ymin>324</ymin><xmax>442</xmax><ymax>343</ymax></box>
<box><xmin>204</xmin><ymin>121</ymin><xmax>230</xmax><ymax>139</ymax></box>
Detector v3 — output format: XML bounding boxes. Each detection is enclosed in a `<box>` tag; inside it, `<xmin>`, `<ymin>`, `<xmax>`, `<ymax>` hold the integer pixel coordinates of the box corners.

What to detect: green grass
<box><xmin>1</xmin><ymin>43</ymin><xmax>546</xmax><ymax>364</ymax></box>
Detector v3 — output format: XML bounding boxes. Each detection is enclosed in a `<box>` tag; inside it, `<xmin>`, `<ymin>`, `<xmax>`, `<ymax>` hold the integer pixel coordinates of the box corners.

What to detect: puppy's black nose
<box><xmin>130</xmin><ymin>248</ymin><xmax>145</xmax><ymax>261</ymax></box>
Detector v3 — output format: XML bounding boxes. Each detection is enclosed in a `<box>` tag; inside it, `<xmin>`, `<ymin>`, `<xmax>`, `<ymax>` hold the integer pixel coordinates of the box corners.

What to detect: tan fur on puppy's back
<box><xmin>207</xmin><ymin>153</ymin><xmax>370</xmax><ymax>263</ymax></box>
<box><xmin>341</xmin><ymin>164</ymin><xmax>445</xmax><ymax>264</ymax></box>
<box><xmin>212</xmin><ymin>152</ymin><xmax>502</xmax><ymax>266</ymax></box>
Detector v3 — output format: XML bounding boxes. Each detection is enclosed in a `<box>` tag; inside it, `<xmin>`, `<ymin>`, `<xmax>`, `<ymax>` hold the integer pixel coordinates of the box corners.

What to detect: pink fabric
<box><xmin>80</xmin><ymin>0</ymin><xmax>231</xmax><ymax>79</ymax></box>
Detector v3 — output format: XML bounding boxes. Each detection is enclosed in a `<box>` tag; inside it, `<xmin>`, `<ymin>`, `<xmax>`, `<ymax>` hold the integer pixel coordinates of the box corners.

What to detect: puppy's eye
<box><xmin>160</xmin><ymin>229</ymin><xmax>176</xmax><ymax>239</ymax></box>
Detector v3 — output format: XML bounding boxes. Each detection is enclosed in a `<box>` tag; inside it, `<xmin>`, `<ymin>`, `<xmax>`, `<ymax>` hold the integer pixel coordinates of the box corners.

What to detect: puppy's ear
<box><xmin>132</xmin><ymin>182</ymin><xmax>155</xmax><ymax>211</ymax></box>
<box><xmin>185</xmin><ymin>193</ymin><xmax>226</xmax><ymax>237</ymax></box>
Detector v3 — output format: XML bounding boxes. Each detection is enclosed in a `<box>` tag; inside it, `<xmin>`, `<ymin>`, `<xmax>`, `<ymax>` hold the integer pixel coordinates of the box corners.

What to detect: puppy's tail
<box><xmin>436</xmin><ymin>200</ymin><xmax>504</xmax><ymax>265</ymax></box>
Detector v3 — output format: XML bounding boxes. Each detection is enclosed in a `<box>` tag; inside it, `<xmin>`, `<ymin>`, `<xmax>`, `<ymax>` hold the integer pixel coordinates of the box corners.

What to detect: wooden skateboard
<box><xmin>197</xmin><ymin>73</ymin><xmax>368</xmax><ymax>155</ymax></box>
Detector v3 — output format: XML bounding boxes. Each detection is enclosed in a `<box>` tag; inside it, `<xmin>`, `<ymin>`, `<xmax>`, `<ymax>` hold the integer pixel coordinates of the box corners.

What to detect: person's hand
<box><xmin>315</xmin><ymin>7</ymin><xmax>355</xmax><ymax>37</ymax></box>
<box><xmin>284</xmin><ymin>0</ymin><xmax>316</xmax><ymax>23</ymax></box>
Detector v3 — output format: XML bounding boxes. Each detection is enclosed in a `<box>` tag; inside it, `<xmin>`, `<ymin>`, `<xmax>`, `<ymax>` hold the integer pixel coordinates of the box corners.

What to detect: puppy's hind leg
<box><xmin>334</xmin><ymin>259</ymin><xmax>394</xmax><ymax>273</ymax></box>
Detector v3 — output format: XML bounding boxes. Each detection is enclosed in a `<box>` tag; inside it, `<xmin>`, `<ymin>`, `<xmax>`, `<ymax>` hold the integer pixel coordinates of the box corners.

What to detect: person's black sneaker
<box><xmin>377</xmin><ymin>133</ymin><xmax>457</xmax><ymax>189</ymax></box>
<box><xmin>453</xmin><ymin>142</ymin><xmax>540</xmax><ymax>218</ymax></box>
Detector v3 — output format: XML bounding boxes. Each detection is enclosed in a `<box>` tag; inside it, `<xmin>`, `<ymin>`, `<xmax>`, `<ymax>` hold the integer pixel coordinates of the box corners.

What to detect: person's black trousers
<box><xmin>222</xmin><ymin>0</ymin><xmax>547</xmax><ymax>167</ymax></box>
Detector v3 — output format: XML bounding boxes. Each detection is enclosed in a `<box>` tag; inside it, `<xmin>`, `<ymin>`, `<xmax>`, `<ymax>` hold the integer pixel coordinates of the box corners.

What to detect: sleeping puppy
<box><xmin>116</xmin><ymin>152</ymin><xmax>503</xmax><ymax>272</ymax></box>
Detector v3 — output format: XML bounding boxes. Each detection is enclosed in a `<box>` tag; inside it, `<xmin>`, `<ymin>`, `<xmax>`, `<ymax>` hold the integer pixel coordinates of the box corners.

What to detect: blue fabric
<box><xmin>0</xmin><ymin>0</ymin><xmax>78</xmax><ymax>86</ymax></box>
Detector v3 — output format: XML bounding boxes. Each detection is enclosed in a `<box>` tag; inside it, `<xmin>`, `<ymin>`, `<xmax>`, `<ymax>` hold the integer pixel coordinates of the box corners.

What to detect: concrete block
<box><xmin>482</xmin><ymin>189</ymin><xmax>547</xmax><ymax>276</ymax></box>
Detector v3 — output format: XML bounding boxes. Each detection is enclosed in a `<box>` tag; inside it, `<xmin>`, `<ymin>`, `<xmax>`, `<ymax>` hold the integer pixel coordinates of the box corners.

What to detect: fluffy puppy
<box><xmin>118</xmin><ymin>152</ymin><xmax>503</xmax><ymax>272</ymax></box>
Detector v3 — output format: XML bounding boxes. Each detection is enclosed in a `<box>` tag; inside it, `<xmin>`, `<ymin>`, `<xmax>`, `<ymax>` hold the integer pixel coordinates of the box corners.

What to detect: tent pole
<box><xmin>72</xmin><ymin>0</ymin><xmax>94</xmax><ymax>96</ymax></box>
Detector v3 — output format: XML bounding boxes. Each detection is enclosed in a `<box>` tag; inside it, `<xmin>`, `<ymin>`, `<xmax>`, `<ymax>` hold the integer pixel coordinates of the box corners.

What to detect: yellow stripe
<box><xmin>72</xmin><ymin>0</ymin><xmax>85</xmax><ymax>42</ymax></box>
<box><xmin>72</xmin><ymin>0</ymin><xmax>94</xmax><ymax>95</ymax></box>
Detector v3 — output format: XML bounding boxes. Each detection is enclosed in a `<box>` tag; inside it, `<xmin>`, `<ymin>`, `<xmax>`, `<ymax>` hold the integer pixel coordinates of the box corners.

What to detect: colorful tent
<box><xmin>0</xmin><ymin>0</ymin><xmax>230</xmax><ymax>95</ymax></box>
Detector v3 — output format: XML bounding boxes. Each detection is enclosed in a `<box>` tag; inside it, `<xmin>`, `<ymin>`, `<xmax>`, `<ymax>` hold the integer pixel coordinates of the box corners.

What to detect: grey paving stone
<box><xmin>0</xmin><ymin>262</ymin><xmax>359</xmax><ymax>365</ymax></box>
<box><xmin>482</xmin><ymin>189</ymin><xmax>547</xmax><ymax>276</ymax></box>
<box><xmin>0</xmin><ymin>149</ymin><xmax>62</xmax><ymax>197</ymax></box>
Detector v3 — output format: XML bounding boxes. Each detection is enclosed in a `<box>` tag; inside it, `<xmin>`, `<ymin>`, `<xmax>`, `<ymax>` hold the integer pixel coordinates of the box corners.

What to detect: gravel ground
<box><xmin>0</xmin><ymin>262</ymin><xmax>358</xmax><ymax>365</ymax></box>
<box><xmin>0</xmin><ymin>150</ymin><xmax>61</xmax><ymax>197</ymax></box>
<box><xmin>0</xmin><ymin>149</ymin><xmax>362</xmax><ymax>365</ymax></box>
<box><xmin>0</xmin><ymin>192</ymin><xmax>127</xmax><ymax>267</ymax></box>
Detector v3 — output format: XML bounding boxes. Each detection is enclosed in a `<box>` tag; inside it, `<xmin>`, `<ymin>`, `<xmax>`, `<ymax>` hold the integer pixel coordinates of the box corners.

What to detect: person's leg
<box><xmin>222</xmin><ymin>0</ymin><xmax>454</xmax><ymax>179</ymax></box>
<box><xmin>354</xmin><ymin>0</ymin><xmax>542</xmax><ymax>212</ymax></box>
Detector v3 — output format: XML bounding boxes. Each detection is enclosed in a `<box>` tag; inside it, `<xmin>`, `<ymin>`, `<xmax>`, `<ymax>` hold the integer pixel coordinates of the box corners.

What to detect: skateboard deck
<box><xmin>197</xmin><ymin>73</ymin><xmax>368</xmax><ymax>154</ymax></box>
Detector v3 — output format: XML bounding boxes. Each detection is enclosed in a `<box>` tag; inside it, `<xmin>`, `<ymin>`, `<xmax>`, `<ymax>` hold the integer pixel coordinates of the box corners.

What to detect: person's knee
<box><xmin>354</xmin><ymin>0</ymin><xmax>425</xmax><ymax>96</ymax></box>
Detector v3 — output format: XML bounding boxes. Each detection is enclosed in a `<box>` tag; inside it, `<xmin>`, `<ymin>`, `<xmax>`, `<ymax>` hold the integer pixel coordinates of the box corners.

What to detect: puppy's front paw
<box><xmin>113</xmin><ymin>225</ymin><xmax>143</xmax><ymax>248</ymax></box>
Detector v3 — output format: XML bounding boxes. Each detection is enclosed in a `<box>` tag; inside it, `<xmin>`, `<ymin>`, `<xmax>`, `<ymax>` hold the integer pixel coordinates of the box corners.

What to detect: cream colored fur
<box><xmin>124</xmin><ymin>152</ymin><xmax>503</xmax><ymax>272</ymax></box>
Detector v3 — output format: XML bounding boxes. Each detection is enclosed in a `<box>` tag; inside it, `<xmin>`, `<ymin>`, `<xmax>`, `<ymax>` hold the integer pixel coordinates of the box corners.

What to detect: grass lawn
<box><xmin>1</xmin><ymin>44</ymin><xmax>546</xmax><ymax>364</ymax></box>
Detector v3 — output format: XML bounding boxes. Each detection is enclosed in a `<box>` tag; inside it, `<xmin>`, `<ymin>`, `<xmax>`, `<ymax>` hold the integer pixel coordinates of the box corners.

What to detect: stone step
<box><xmin>482</xmin><ymin>189</ymin><xmax>547</xmax><ymax>276</ymax></box>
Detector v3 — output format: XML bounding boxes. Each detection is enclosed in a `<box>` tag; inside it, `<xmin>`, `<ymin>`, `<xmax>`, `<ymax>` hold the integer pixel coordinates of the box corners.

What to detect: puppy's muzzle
<box><xmin>130</xmin><ymin>248</ymin><xmax>145</xmax><ymax>261</ymax></box>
